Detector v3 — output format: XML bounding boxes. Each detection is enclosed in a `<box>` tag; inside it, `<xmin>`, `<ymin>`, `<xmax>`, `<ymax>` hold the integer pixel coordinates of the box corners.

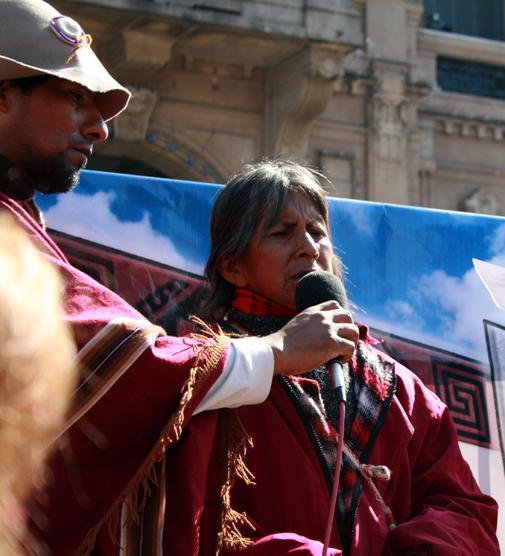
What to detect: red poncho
<box><xmin>0</xmin><ymin>193</ymin><xmax>231</xmax><ymax>555</ymax></box>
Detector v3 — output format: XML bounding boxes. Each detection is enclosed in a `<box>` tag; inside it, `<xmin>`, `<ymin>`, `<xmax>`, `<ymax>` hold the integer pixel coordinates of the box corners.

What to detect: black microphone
<box><xmin>295</xmin><ymin>270</ymin><xmax>348</xmax><ymax>403</ymax></box>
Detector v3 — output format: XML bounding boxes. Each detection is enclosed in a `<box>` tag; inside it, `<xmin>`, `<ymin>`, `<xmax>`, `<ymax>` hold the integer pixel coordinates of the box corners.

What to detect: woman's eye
<box><xmin>268</xmin><ymin>229</ymin><xmax>287</xmax><ymax>237</ymax></box>
<box><xmin>310</xmin><ymin>229</ymin><xmax>325</xmax><ymax>240</ymax></box>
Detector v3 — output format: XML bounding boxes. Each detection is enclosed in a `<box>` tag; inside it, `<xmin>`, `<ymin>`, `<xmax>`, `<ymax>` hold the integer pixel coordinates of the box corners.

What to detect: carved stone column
<box><xmin>417</xmin><ymin>120</ymin><xmax>437</xmax><ymax>206</ymax></box>
<box><xmin>265</xmin><ymin>44</ymin><xmax>349</xmax><ymax>158</ymax></box>
<box><xmin>367</xmin><ymin>72</ymin><xmax>405</xmax><ymax>203</ymax></box>
<box><xmin>358</xmin><ymin>0</ymin><xmax>427</xmax><ymax>205</ymax></box>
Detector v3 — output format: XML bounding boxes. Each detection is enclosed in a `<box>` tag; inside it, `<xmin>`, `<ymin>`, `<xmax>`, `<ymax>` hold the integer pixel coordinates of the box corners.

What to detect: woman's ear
<box><xmin>217</xmin><ymin>256</ymin><xmax>248</xmax><ymax>287</ymax></box>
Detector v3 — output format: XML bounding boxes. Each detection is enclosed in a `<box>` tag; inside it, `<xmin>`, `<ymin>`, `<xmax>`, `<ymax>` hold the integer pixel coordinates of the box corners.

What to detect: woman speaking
<box><xmin>194</xmin><ymin>159</ymin><xmax>498</xmax><ymax>555</ymax></box>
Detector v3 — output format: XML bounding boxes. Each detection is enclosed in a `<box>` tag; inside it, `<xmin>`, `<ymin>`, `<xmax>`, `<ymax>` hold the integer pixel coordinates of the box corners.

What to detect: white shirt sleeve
<box><xmin>194</xmin><ymin>336</ymin><xmax>274</xmax><ymax>414</ymax></box>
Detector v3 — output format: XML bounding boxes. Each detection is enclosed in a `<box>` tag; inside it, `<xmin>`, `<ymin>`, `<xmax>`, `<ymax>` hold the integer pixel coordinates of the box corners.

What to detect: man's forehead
<box><xmin>44</xmin><ymin>76</ymin><xmax>96</xmax><ymax>96</ymax></box>
<box><xmin>59</xmin><ymin>78</ymin><xmax>94</xmax><ymax>92</ymax></box>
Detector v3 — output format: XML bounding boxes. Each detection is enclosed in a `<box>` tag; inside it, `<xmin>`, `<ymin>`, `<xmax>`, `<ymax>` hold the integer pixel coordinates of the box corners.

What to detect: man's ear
<box><xmin>217</xmin><ymin>256</ymin><xmax>248</xmax><ymax>287</ymax></box>
<box><xmin>0</xmin><ymin>81</ymin><xmax>12</xmax><ymax>113</ymax></box>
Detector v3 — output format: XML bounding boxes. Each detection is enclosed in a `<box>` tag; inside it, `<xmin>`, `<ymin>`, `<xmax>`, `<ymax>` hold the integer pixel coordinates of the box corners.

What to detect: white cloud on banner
<box><xmin>332</xmin><ymin>202</ymin><xmax>377</xmax><ymax>237</ymax></box>
<box><xmin>384</xmin><ymin>299</ymin><xmax>425</xmax><ymax>330</ymax></box>
<box><xmin>414</xmin><ymin>269</ymin><xmax>504</xmax><ymax>358</ymax></box>
<box><xmin>488</xmin><ymin>224</ymin><xmax>505</xmax><ymax>260</ymax></box>
<box><xmin>44</xmin><ymin>191</ymin><xmax>204</xmax><ymax>275</ymax></box>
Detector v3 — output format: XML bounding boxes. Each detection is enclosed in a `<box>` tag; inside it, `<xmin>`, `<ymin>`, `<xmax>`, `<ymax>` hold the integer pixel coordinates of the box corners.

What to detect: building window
<box><xmin>423</xmin><ymin>0</ymin><xmax>504</xmax><ymax>41</ymax></box>
<box><xmin>437</xmin><ymin>56</ymin><xmax>505</xmax><ymax>100</ymax></box>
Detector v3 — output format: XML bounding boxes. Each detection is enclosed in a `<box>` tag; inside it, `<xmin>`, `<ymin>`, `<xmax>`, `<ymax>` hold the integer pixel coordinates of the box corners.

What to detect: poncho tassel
<box><xmin>216</xmin><ymin>408</ymin><xmax>256</xmax><ymax>554</ymax></box>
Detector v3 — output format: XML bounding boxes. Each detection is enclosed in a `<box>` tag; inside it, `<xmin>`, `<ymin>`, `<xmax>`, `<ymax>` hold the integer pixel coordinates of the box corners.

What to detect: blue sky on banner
<box><xmin>38</xmin><ymin>170</ymin><xmax>217</xmax><ymax>275</ymax></box>
<box><xmin>37</xmin><ymin>170</ymin><xmax>505</xmax><ymax>364</ymax></box>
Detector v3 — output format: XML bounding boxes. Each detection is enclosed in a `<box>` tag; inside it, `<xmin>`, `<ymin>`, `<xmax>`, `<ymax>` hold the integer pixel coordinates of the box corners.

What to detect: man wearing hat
<box><xmin>0</xmin><ymin>1</ymin><xmax>362</xmax><ymax>554</ymax></box>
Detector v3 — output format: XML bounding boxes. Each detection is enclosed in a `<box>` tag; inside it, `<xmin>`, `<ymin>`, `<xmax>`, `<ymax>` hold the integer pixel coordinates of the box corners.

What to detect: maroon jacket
<box><xmin>162</xmin><ymin>320</ymin><xmax>499</xmax><ymax>555</ymax></box>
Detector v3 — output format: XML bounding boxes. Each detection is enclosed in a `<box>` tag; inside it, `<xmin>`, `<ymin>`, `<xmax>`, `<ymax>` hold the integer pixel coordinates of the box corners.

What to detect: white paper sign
<box><xmin>473</xmin><ymin>258</ymin><xmax>505</xmax><ymax>310</ymax></box>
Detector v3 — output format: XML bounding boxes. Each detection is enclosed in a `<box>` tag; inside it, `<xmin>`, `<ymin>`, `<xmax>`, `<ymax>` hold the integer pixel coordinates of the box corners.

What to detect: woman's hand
<box><xmin>261</xmin><ymin>300</ymin><xmax>359</xmax><ymax>376</ymax></box>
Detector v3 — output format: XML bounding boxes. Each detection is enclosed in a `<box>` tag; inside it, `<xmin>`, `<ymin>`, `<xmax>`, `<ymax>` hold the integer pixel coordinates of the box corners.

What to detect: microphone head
<box><xmin>295</xmin><ymin>270</ymin><xmax>347</xmax><ymax>313</ymax></box>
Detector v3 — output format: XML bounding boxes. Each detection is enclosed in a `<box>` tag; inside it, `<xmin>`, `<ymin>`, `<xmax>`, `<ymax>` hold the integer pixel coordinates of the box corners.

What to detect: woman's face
<box><xmin>221</xmin><ymin>190</ymin><xmax>334</xmax><ymax>310</ymax></box>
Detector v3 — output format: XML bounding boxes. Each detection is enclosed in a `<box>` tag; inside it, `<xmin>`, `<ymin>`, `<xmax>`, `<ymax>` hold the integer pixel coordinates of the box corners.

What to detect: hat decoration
<box><xmin>49</xmin><ymin>16</ymin><xmax>92</xmax><ymax>63</ymax></box>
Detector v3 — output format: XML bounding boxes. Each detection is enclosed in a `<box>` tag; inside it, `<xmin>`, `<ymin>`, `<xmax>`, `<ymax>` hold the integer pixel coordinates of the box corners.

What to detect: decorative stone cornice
<box><xmin>106</xmin><ymin>24</ymin><xmax>175</xmax><ymax>76</ymax></box>
<box><xmin>420</xmin><ymin>110</ymin><xmax>505</xmax><ymax>142</ymax></box>
<box><xmin>113</xmin><ymin>86</ymin><xmax>158</xmax><ymax>142</ymax></box>
<box><xmin>460</xmin><ymin>187</ymin><xmax>503</xmax><ymax>215</ymax></box>
<box><xmin>266</xmin><ymin>43</ymin><xmax>349</xmax><ymax>157</ymax></box>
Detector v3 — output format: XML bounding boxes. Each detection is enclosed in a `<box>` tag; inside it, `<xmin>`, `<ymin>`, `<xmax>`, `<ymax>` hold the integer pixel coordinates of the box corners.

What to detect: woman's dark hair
<box><xmin>203</xmin><ymin>159</ymin><xmax>344</xmax><ymax>319</ymax></box>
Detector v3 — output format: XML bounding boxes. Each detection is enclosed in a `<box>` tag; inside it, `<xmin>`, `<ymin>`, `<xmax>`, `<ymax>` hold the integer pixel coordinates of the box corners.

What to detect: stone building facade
<box><xmin>55</xmin><ymin>0</ymin><xmax>505</xmax><ymax>214</ymax></box>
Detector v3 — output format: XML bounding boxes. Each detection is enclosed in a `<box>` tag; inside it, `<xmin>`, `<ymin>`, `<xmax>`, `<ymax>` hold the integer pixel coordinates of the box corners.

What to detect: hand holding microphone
<box><xmin>262</xmin><ymin>271</ymin><xmax>358</xmax><ymax>377</ymax></box>
<box><xmin>295</xmin><ymin>270</ymin><xmax>355</xmax><ymax>402</ymax></box>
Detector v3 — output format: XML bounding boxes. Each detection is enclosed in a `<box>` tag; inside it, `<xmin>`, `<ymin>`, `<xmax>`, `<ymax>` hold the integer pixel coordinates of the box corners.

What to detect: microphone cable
<box><xmin>322</xmin><ymin>399</ymin><xmax>345</xmax><ymax>556</ymax></box>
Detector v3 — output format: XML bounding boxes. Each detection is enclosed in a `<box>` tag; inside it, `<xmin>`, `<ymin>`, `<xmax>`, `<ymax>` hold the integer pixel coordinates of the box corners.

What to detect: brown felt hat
<box><xmin>0</xmin><ymin>0</ymin><xmax>131</xmax><ymax>120</ymax></box>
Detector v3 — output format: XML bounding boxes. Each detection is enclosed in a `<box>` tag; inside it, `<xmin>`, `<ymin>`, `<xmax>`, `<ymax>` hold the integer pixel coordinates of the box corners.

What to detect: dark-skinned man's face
<box><xmin>0</xmin><ymin>76</ymin><xmax>108</xmax><ymax>197</ymax></box>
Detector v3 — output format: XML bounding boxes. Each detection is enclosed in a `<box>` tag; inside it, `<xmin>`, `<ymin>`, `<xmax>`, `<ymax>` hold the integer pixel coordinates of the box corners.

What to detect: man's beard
<box><xmin>29</xmin><ymin>153</ymin><xmax>84</xmax><ymax>195</ymax></box>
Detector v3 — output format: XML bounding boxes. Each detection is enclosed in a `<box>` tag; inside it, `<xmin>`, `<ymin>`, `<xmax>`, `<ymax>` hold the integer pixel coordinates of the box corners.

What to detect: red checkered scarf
<box><xmin>232</xmin><ymin>287</ymin><xmax>296</xmax><ymax>317</ymax></box>
<box><xmin>228</xmin><ymin>287</ymin><xmax>397</xmax><ymax>551</ymax></box>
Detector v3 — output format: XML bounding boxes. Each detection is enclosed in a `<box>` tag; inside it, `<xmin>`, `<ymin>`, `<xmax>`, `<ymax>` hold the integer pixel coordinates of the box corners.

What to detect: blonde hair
<box><xmin>0</xmin><ymin>213</ymin><xmax>76</xmax><ymax>553</ymax></box>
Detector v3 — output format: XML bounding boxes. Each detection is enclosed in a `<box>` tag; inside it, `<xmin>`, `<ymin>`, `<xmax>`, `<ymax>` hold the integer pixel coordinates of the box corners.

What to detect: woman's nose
<box><xmin>296</xmin><ymin>231</ymin><xmax>320</xmax><ymax>259</ymax></box>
